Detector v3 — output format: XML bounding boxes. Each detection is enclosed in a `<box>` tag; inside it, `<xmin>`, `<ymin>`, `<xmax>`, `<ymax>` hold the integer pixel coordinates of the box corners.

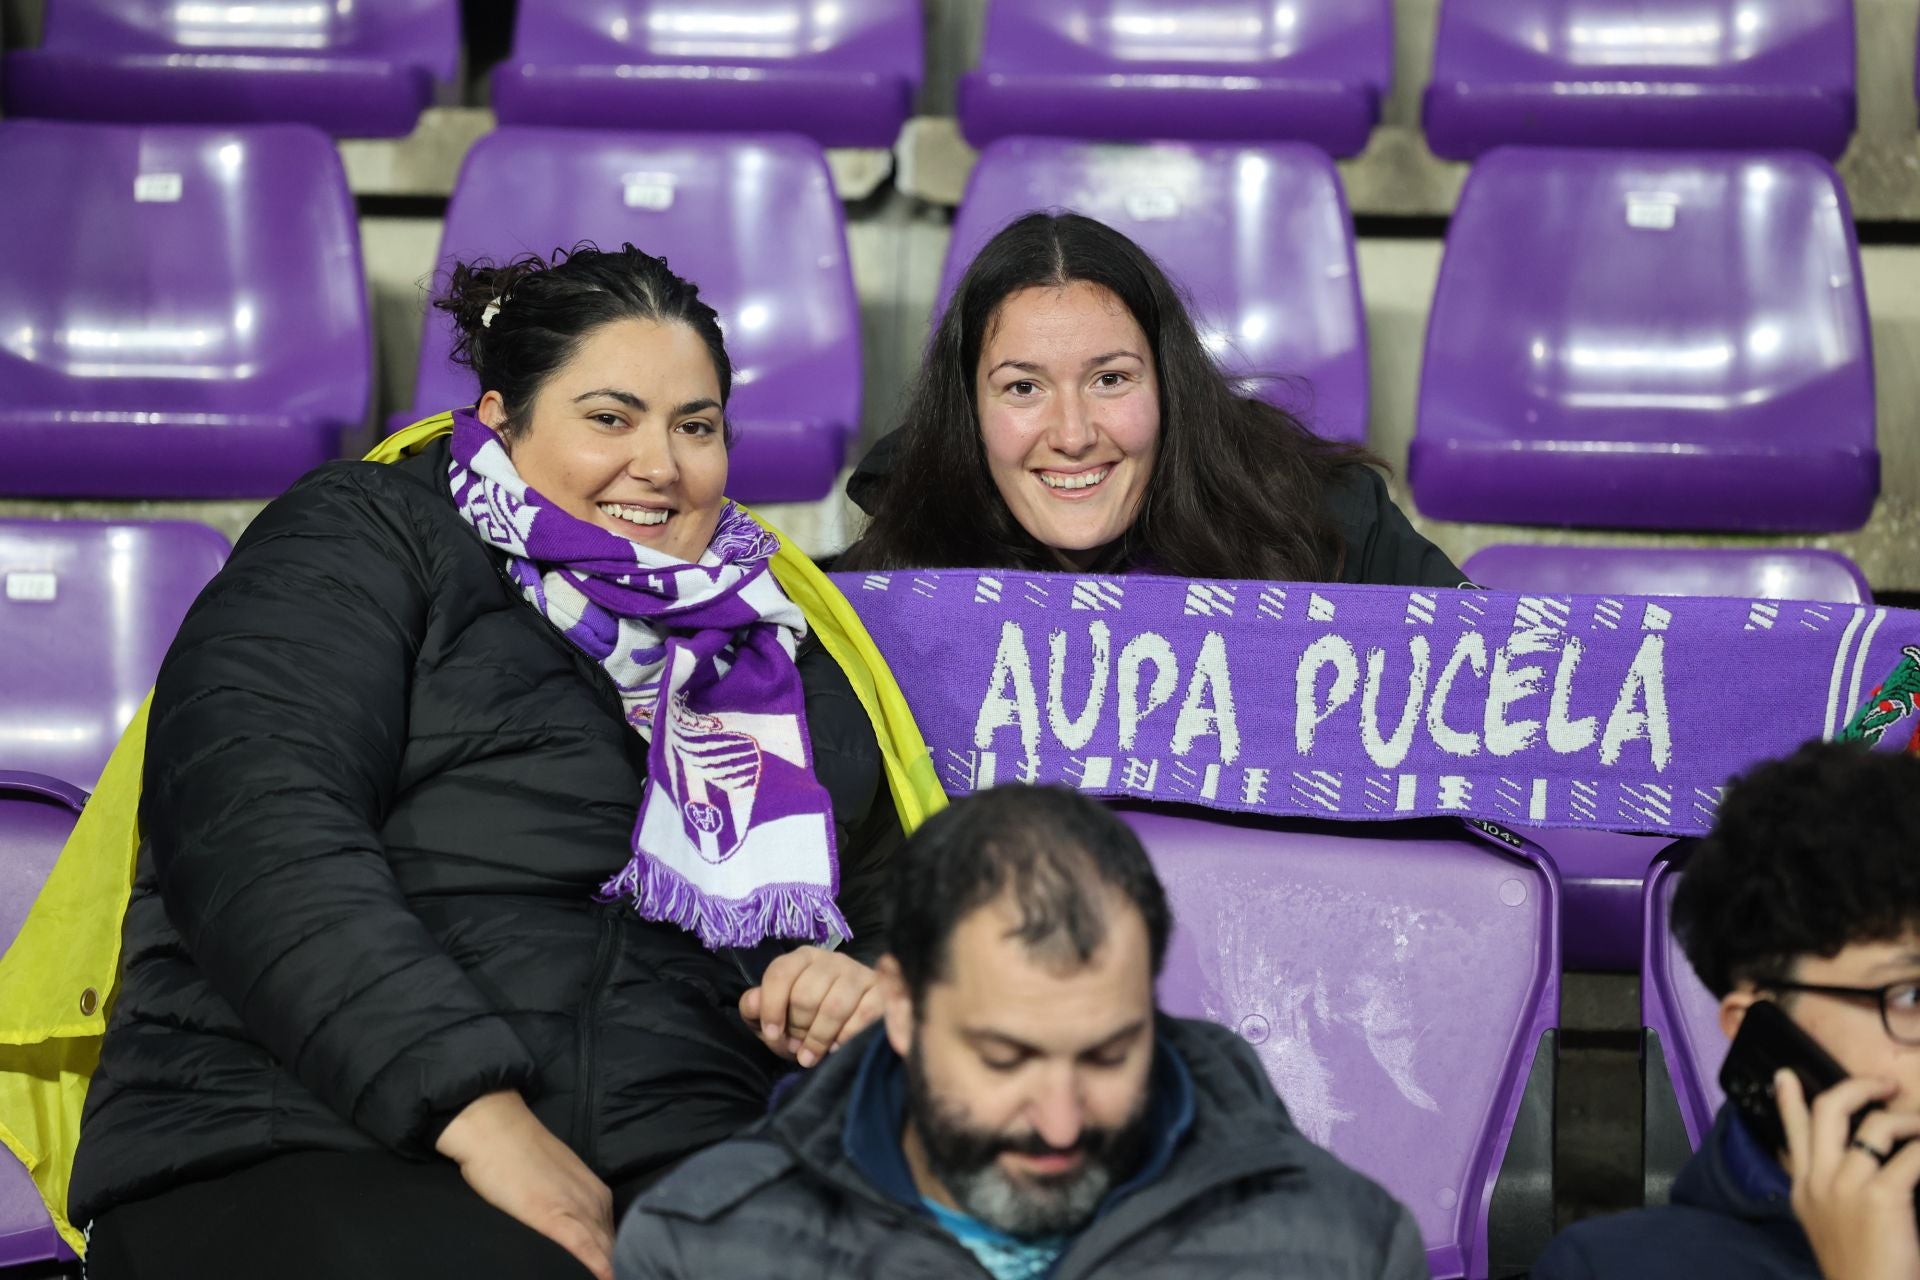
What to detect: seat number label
<box><xmin>5</xmin><ymin>572</ymin><xmax>57</xmax><ymax>602</ymax></box>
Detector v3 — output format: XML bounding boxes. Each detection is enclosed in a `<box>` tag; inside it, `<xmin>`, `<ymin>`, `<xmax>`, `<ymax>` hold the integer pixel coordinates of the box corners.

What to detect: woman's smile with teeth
<box><xmin>1039</xmin><ymin>466</ymin><xmax>1112</xmax><ymax>492</ymax></box>
<box><xmin>599</xmin><ymin>502</ymin><xmax>671</xmax><ymax>526</ymax></box>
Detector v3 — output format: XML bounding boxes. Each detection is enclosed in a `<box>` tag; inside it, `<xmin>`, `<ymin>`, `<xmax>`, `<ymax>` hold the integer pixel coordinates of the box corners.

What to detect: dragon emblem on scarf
<box><xmin>1839</xmin><ymin>645</ymin><xmax>1920</xmax><ymax>752</ymax></box>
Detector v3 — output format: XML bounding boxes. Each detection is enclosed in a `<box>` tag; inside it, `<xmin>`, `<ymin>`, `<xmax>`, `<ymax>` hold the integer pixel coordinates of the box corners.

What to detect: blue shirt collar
<box><xmin>840</xmin><ymin>1026</ymin><xmax>1198</xmax><ymax>1221</ymax></box>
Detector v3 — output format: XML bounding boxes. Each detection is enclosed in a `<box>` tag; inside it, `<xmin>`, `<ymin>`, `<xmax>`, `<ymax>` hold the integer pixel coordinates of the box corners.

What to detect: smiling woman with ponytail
<box><xmin>51</xmin><ymin>243</ymin><xmax>940</xmax><ymax>1280</ymax></box>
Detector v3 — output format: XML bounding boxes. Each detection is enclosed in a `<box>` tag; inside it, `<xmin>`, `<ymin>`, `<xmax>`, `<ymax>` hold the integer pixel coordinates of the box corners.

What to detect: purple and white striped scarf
<box><xmin>447</xmin><ymin>409</ymin><xmax>846</xmax><ymax>949</ymax></box>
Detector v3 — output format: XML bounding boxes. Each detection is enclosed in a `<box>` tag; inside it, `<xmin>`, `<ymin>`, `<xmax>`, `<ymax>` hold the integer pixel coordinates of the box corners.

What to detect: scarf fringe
<box><xmin>598</xmin><ymin>858</ymin><xmax>852</xmax><ymax>952</ymax></box>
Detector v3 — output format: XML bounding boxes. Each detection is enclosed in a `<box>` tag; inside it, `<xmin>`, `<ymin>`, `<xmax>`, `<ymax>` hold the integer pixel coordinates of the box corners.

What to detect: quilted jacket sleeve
<box><xmin>141</xmin><ymin>465</ymin><xmax>537</xmax><ymax>1155</ymax></box>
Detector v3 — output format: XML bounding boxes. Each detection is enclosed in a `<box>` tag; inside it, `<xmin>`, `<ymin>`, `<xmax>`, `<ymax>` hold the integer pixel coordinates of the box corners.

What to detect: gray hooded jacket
<box><xmin>615</xmin><ymin>1015</ymin><xmax>1430</xmax><ymax>1279</ymax></box>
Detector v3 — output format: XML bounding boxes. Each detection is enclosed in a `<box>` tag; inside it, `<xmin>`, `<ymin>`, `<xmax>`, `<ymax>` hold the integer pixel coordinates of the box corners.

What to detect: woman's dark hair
<box><xmin>838</xmin><ymin>212</ymin><xmax>1378</xmax><ymax>579</ymax></box>
<box><xmin>1672</xmin><ymin>741</ymin><xmax>1920</xmax><ymax>999</ymax></box>
<box><xmin>432</xmin><ymin>241</ymin><xmax>733</xmax><ymax>443</ymax></box>
<box><xmin>889</xmin><ymin>785</ymin><xmax>1172</xmax><ymax>1006</ymax></box>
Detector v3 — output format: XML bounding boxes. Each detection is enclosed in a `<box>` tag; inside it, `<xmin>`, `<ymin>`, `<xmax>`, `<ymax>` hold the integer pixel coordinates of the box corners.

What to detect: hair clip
<box><xmin>481</xmin><ymin>297</ymin><xmax>502</xmax><ymax>329</ymax></box>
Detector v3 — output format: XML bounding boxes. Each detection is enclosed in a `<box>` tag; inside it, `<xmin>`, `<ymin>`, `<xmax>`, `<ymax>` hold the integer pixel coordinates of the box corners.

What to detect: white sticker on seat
<box><xmin>135</xmin><ymin>173</ymin><xmax>184</xmax><ymax>203</ymax></box>
<box><xmin>5</xmin><ymin>572</ymin><xmax>57</xmax><ymax>602</ymax></box>
<box><xmin>622</xmin><ymin>173</ymin><xmax>676</xmax><ymax>211</ymax></box>
<box><xmin>1125</xmin><ymin>188</ymin><xmax>1180</xmax><ymax>221</ymax></box>
<box><xmin>1625</xmin><ymin>192</ymin><xmax>1679</xmax><ymax>230</ymax></box>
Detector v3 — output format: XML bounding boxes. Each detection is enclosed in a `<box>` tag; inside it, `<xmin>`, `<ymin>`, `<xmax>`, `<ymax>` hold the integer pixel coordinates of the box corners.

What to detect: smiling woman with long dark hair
<box><xmin>839</xmin><ymin>212</ymin><xmax>1465</xmax><ymax>588</ymax></box>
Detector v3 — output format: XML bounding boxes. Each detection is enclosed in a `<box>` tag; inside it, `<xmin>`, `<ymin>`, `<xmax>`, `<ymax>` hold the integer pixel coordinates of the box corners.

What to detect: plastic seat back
<box><xmin>1425</xmin><ymin>0</ymin><xmax>1856</xmax><ymax>160</ymax></box>
<box><xmin>493</xmin><ymin>0</ymin><xmax>922</xmax><ymax>147</ymax></box>
<box><xmin>1412</xmin><ymin>148</ymin><xmax>1875</xmax><ymax>533</ymax></box>
<box><xmin>2</xmin><ymin>0</ymin><xmax>457</xmax><ymax>136</ymax></box>
<box><xmin>1642</xmin><ymin>850</ymin><xmax>1729</xmax><ymax>1200</ymax></box>
<box><xmin>1122</xmin><ymin>806</ymin><xmax>1559</xmax><ymax>1279</ymax></box>
<box><xmin>0</xmin><ymin>121</ymin><xmax>372</xmax><ymax>497</ymax></box>
<box><xmin>0</xmin><ymin>519</ymin><xmax>230</xmax><ymax>789</ymax></box>
<box><xmin>1463</xmin><ymin>545</ymin><xmax>1871</xmax><ymax>969</ymax></box>
<box><xmin>959</xmin><ymin>0</ymin><xmax>1392</xmax><ymax>156</ymax></box>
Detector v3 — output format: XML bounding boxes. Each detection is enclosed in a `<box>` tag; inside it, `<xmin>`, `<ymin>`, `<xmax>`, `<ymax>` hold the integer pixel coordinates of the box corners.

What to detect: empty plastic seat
<box><xmin>0</xmin><ymin>771</ymin><xmax>85</xmax><ymax>1271</ymax></box>
<box><xmin>2</xmin><ymin>0</ymin><xmax>458</xmax><ymax>137</ymax></box>
<box><xmin>492</xmin><ymin>0</ymin><xmax>922</xmax><ymax>148</ymax></box>
<box><xmin>1464</xmin><ymin>545</ymin><xmax>1871</xmax><ymax>971</ymax></box>
<box><xmin>958</xmin><ymin>0</ymin><xmax>1393</xmax><ymax>156</ymax></box>
<box><xmin>942</xmin><ymin>138</ymin><xmax>1369</xmax><ymax>444</ymax></box>
<box><xmin>1465</xmin><ymin>545</ymin><xmax>1872</xmax><ymax>604</ymax></box>
<box><xmin>1121</xmin><ymin>807</ymin><xmax>1558</xmax><ymax>1279</ymax></box>
<box><xmin>1425</xmin><ymin>0</ymin><xmax>1856</xmax><ymax>161</ymax></box>
<box><xmin>411</xmin><ymin>128</ymin><xmax>860</xmax><ymax>504</ymax></box>
<box><xmin>1411</xmin><ymin>148</ymin><xmax>1876</xmax><ymax>533</ymax></box>
<box><xmin>1641</xmin><ymin>849</ymin><xmax>1728</xmax><ymax>1200</ymax></box>
<box><xmin>0</xmin><ymin>520</ymin><xmax>230</xmax><ymax>790</ymax></box>
<box><xmin>0</xmin><ymin>121</ymin><xmax>373</xmax><ymax>499</ymax></box>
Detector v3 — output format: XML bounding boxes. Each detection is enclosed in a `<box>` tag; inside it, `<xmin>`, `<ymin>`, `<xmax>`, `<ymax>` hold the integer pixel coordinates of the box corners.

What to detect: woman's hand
<box><xmin>1777</xmin><ymin>1069</ymin><xmax>1920</xmax><ymax>1280</ymax></box>
<box><xmin>436</xmin><ymin>1090</ymin><xmax>615</xmax><ymax>1280</ymax></box>
<box><xmin>739</xmin><ymin>946</ymin><xmax>886</xmax><ymax>1067</ymax></box>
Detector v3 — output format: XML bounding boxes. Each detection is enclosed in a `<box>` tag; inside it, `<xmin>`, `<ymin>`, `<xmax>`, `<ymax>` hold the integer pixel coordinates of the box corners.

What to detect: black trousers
<box><xmin>85</xmin><ymin>1150</ymin><xmax>663</xmax><ymax>1280</ymax></box>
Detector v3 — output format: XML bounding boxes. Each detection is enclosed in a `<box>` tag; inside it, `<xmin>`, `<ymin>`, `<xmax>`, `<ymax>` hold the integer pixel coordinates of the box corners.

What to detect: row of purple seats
<box><xmin>0</xmin><ymin>115</ymin><xmax>861</xmax><ymax>505</ymax></box>
<box><xmin>3</xmin><ymin>1</ymin><xmax>1867</xmax><ymax>155</ymax></box>
<box><xmin>1464</xmin><ymin>545</ymin><xmax>1871</xmax><ymax>971</ymax></box>
<box><xmin>2</xmin><ymin>0</ymin><xmax>924</xmax><ymax>148</ymax></box>
<box><xmin>0</xmin><ymin>771</ymin><xmax>86</xmax><ymax>1272</ymax></box>
<box><xmin>962</xmin><ymin>0</ymin><xmax>1857</xmax><ymax>158</ymax></box>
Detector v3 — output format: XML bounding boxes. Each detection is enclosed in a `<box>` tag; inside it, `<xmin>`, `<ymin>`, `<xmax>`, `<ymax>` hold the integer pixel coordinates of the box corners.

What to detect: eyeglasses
<box><xmin>1757</xmin><ymin>978</ymin><xmax>1920</xmax><ymax>1046</ymax></box>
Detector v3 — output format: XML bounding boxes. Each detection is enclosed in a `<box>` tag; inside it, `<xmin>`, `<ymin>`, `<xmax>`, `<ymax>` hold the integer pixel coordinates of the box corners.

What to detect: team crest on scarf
<box><xmin>1840</xmin><ymin>645</ymin><xmax>1920</xmax><ymax>754</ymax></box>
<box><xmin>446</xmin><ymin>409</ymin><xmax>848</xmax><ymax>950</ymax></box>
<box><xmin>664</xmin><ymin>694</ymin><xmax>764</xmax><ymax>863</ymax></box>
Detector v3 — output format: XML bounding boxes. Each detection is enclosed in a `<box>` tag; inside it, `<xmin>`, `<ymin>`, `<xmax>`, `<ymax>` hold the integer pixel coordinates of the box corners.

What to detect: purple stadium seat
<box><xmin>1641</xmin><ymin>849</ymin><xmax>1727</xmax><ymax>1200</ymax></box>
<box><xmin>491</xmin><ymin>0</ymin><xmax>922</xmax><ymax>148</ymax></box>
<box><xmin>412</xmin><ymin>128</ymin><xmax>860</xmax><ymax>504</ymax></box>
<box><xmin>941</xmin><ymin>138</ymin><xmax>1368</xmax><ymax>444</ymax></box>
<box><xmin>1121</xmin><ymin>807</ymin><xmax>1559</xmax><ymax>1279</ymax></box>
<box><xmin>1464</xmin><ymin>544</ymin><xmax>1871</xmax><ymax>970</ymax></box>
<box><xmin>957</xmin><ymin>0</ymin><xmax>1393</xmax><ymax>157</ymax></box>
<box><xmin>1425</xmin><ymin>0</ymin><xmax>1856</xmax><ymax>161</ymax></box>
<box><xmin>1</xmin><ymin>0</ymin><xmax>457</xmax><ymax>137</ymax></box>
<box><xmin>0</xmin><ymin>771</ymin><xmax>86</xmax><ymax>1271</ymax></box>
<box><xmin>0</xmin><ymin>520</ymin><xmax>230</xmax><ymax>791</ymax></box>
<box><xmin>0</xmin><ymin>121</ymin><xmax>372</xmax><ymax>499</ymax></box>
<box><xmin>1411</xmin><ymin>148</ymin><xmax>1876</xmax><ymax>533</ymax></box>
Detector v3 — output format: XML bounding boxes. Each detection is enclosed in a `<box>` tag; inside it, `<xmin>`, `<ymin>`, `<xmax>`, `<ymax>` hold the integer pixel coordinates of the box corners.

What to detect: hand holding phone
<box><xmin>1720</xmin><ymin>1000</ymin><xmax>1920</xmax><ymax>1280</ymax></box>
<box><xmin>1776</xmin><ymin>1070</ymin><xmax>1920</xmax><ymax>1280</ymax></box>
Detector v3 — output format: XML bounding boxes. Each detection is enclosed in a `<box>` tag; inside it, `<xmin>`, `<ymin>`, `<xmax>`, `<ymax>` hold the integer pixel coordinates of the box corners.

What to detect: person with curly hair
<box><xmin>1535</xmin><ymin>740</ymin><xmax>1920</xmax><ymax>1280</ymax></box>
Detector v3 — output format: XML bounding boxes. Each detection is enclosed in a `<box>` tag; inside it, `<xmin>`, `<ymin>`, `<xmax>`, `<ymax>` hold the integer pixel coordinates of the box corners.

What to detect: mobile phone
<box><xmin>1719</xmin><ymin>999</ymin><xmax>1868</xmax><ymax>1155</ymax></box>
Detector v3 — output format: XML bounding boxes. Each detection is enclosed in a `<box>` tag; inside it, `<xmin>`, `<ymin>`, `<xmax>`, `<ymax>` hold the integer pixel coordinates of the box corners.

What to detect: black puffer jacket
<box><xmin>70</xmin><ymin>439</ymin><xmax>893</xmax><ymax>1222</ymax></box>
